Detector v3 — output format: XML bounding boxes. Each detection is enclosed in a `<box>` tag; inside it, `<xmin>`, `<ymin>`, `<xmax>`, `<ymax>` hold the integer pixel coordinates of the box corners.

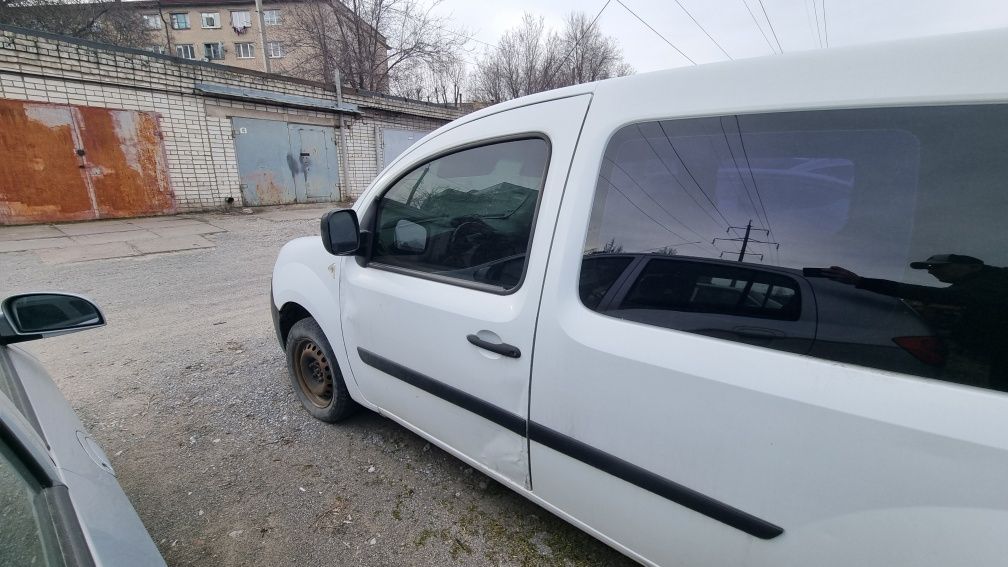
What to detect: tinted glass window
<box><xmin>579</xmin><ymin>255</ymin><xmax>634</xmax><ymax>310</ymax></box>
<box><xmin>582</xmin><ymin>106</ymin><xmax>1008</xmax><ymax>391</ymax></box>
<box><xmin>372</xmin><ymin>138</ymin><xmax>549</xmax><ymax>291</ymax></box>
<box><xmin>621</xmin><ymin>259</ymin><xmax>801</xmax><ymax>321</ymax></box>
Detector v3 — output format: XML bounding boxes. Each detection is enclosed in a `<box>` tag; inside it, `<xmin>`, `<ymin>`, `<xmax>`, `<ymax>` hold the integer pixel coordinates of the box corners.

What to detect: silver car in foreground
<box><xmin>0</xmin><ymin>292</ymin><xmax>164</xmax><ymax>567</ymax></box>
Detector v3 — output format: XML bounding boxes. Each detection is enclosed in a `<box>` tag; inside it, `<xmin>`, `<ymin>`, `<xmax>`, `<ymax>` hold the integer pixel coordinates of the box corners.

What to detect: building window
<box><xmin>203</xmin><ymin>42</ymin><xmax>225</xmax><ymax>60</ymax></box>
<box><xmin>146</xmin><ymin>45</ymin><xmax>166</xmax><ymax>55</ymax></box>
<box><xmin>170</xmin><ymin>12</ymin><xmax>190</xmax><ymax>30</ymax></box>
<box><xmin>263</xmin><ymin>9</ymin><xmax>281</xmax><ymax>25</ymax></box>
<box><xmin>267</xmin><ymin>41</ymin><xmax>284</xmax><ymax>58</ymax></box>
<box><xmin>142</xmin><ymin>14</ymin><xmax>162</xmax><ymax>29</ymax></box>
<box><xmin>175</xmin><ymin>44</ymin><xmax>196</xmax><ymax>60</ymax></box>
<box><xmin>231</xmin><ymin>11</ymin><xmax>252</xmax><ymax>32</ymax></box>
<box><xmin>235</xmin><ymin>42</ymin><xmax>255</xmax><ymax>59</ymax></box>
<box><xmin>201</xmin><ymin>12</ymin><xmax>221</xmax><ymax>28</ymax></box>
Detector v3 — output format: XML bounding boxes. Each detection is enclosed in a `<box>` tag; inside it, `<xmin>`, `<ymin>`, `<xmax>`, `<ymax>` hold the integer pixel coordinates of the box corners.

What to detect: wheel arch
<box><xmin>271</xmin><ymin>241</ymin><xmax>373</xmax><ymax>409</ymax></box>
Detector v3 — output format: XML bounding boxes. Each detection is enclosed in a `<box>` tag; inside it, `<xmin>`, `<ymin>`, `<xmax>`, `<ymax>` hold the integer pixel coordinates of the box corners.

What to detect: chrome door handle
<box><xmin>466</xmin><ymin>334</ymin><xmax>521</xmax><ymax>358</ymax></box>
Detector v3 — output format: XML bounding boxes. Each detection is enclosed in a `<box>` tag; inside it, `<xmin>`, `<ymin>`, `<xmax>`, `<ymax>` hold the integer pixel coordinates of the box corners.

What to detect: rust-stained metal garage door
<box><xmin>0</xmin><ymin>100</ymin><xmax>174</xmax><ymax>225</ymax></box>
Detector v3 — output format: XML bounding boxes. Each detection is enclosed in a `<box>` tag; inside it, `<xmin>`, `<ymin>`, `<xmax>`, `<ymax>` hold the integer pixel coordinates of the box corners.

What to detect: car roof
<box><xmin>389</xmin><ymin>28</ymin><xmax>1008</xmax><ymax>180</ymax></box>
<box><xmin>454</xmin><ymin>27</ymin><xmax>1008</xmax><ymax>127</ymax></box>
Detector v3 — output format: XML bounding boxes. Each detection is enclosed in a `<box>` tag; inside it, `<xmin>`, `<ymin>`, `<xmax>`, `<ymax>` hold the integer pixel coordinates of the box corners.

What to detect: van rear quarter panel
<box><xmin>529</xmin><ymin>31</ymin><xmax>1008</xmax><ymax>566</ymax></box>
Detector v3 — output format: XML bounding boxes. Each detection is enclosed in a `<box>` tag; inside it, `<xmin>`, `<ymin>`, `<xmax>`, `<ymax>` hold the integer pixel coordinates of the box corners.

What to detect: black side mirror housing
<box><xmin>0</xmin><ymin>292</ymin><xmax>106</xmax><ymax>345</ymax></box>
<box><xmin>321</xmin><ymin>209</ymin><xmax>362</xmax><ymax>256</ymax></box>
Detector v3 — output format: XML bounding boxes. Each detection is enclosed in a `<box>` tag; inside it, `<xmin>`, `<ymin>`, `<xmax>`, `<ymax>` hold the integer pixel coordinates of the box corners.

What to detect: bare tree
<box><xmin>390</xmin><ymin>52</ymin><xmax>467</xmax><ymax>104</ymax></box>
<box><xmin>281</xmin><ymin>0</ymin><xmax>468</xmax><ymax>94</ymax></box>
<box><xmin>471</xmin><ymin>12</ymin><xmax>633</xmax><ymax>103</ymax></box>
<box><xmin>0</xmin><ymin>0</ymin><xmax>154</xmax><ymax>48</ymax></box>
<box><xmin>559</xmin><ymin>12</ymin><xmax>634</xmax><ymax>85</ymax></box>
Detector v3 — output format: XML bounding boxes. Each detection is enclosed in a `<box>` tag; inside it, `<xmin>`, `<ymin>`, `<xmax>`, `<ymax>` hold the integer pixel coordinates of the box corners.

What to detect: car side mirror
<box><xmin>321</xmin><ymin>209</ymin><xmax>361</xmax><ymax>255</ymax></box>
<box><xmin>0</xmin><ymin>293</ymin><xmax>106</xmax><ymax>344</ymax></box>
<box><xmin>393</xmin><ymin>219</ymin><xmax>427</xmax><ymax>254</ymax></box>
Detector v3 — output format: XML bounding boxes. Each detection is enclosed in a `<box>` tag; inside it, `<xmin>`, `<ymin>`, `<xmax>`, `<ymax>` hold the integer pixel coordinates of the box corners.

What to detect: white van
<box><xmin>271</xmin><ymin>29</ymin><xmax>1008</xmax><ymax>566</ymax></box>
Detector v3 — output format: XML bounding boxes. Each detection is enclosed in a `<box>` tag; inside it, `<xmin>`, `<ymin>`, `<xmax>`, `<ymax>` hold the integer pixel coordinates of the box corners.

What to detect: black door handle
<box><xmin>466</xmin><ymin>334</ymin><xmax>521</xmax><ymax>358</ymax></box>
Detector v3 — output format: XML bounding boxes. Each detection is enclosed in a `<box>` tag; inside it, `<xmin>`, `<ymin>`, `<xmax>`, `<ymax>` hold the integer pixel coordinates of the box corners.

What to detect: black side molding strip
<box><xmin>356</xmin><ymin>347</ymin><xmax>784</xmax><ymax>540</ymax></box>
<box><xmin>357</xmin><ymin>348</ymin><xmax>526</xmax><ymax>436</ymax></box>
<box><xmin>528</xmin><ymin>422</ymin><xmax>784</xmax><ymax>540</ymax></box>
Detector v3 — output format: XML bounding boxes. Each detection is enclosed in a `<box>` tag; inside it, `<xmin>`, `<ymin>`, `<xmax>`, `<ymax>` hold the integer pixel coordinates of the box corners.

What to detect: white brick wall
<box><xmin>0</xmin><ymin>26</ymin><xmax>465</xmax><ymax>211</ymax></box>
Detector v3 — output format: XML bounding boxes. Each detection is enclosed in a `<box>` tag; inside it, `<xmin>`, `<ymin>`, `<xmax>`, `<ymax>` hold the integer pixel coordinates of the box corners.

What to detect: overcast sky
<box><xmin>433</xmin><ymin>0</ymin><xmax>1008</xmax><ymax>73</ymax></box>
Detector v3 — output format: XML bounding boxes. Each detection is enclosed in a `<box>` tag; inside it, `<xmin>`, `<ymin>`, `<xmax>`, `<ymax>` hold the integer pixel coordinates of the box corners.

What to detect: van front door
<box><xmin>340</xmin><ymin>95</ymin><xmax>591</xmax><ymax>488</ymax></box>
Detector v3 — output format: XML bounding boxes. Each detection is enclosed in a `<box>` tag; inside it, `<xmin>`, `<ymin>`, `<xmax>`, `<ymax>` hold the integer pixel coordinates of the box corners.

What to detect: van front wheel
<box><xmin>284</xmin><ymin>317</ymin><xmax>357</xmax><ymax>423</ymax></box>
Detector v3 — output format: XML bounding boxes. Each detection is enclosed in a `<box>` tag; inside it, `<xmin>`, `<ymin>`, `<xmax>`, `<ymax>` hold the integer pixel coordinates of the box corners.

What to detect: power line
<box><xmin>554</xmin><ymin>0</ymin><xmax>613</xmax><ymax>72</ymax></box>
<box><xmin>757</xmin><ymin>0</ymin><xmax>782</xmax><ymax>53</ymax></box>
<box><xmin>719</xmin><ymin>117</ymin><xmax>765</xmax><ymax>231</ymax></box>
<box><xmin>634</xmin><ymin>123</ymin><xmax>727</xmax><ymax>231</ymax></box>
<box><xmin>671</xmin><ymin>0</ymin><xmax>732</xmax><ymax>59</ymax></box>
<box><xmin>822</xmin><ymin>0</ymin><xmax>829</xmax><ymax>47</ymax></box>
<box><xmin>604</xmin><ymin>155</ymin><xmax>708</xmax><ymax>242</ymax></box>
<box><xmin>741</xmin><ymin>0</ymin><xmax>777</xmax><ymax>55</ymax></box>
<box><xmin>804</xmin><ymin>0</ymin><xmax>820</xmax><ymax>49</ymax></box>
<box><xmin>657</xmin><ymin>121</ymin><xmax>732</xmax><ymax>227</ymax></box>
<box><xmin>811</xmin><ymin>0</ymin><xmax>823</xmax><ymax>48</ymax></box>
<box><xmin>615</xmin><ymin>0</ymin><xmax>696</xmax><ymax>65</ymax></box>
<box><xmin>600</xmin><ymin>175</ymin><xmax>692</xmax><ymax>244</ymax></box>
<box><xmin>733</xmin><ymin>115</ymin><xmax>776</xmax><ymax>261</ymax></box>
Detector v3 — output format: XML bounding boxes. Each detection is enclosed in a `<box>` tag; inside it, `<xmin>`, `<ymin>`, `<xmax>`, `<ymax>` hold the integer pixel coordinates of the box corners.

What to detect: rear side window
<box><xmin>581</xmin><ymin>105</ymin><xmax>1008</xmax><ymax>392</ymax></box>
<box><xmin>372</xmin><ymin>138</ymin><xmax>549</xmax><ymax>291</ymax></box>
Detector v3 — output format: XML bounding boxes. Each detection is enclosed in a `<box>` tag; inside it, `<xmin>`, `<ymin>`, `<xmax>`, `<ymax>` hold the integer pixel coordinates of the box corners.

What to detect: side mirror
<box><xmin>0</xmin><ymin>293</ymin><xmax>106</xmax><ymax>344</ymax></box>
<box><xmin>393</xmin><ymin>219</ymin><xmax>427</xmax><ymax>254</ymax></box>
<box><xmin>321</xmin><ymin>209</ymin><xmax>361</xmax><ymax>255</ymax></box>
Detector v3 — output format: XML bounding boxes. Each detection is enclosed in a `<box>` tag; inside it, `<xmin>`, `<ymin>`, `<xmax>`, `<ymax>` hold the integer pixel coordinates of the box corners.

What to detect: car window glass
<box><xmin>372</xmin><ymin>138</ymin><xmax>549</xmax><ymax>291</ymax></box>
<box><xmin>619</xmin><ymin>259</ymin><xmax>801</xmax><ymax>321</ymax></box>
<box><xmin>579</xmin><ymin>256</ymin><xmax>634</xmax><ymax>310</ymax></box>
<box><xmin>582</xmin><ymin>105</ymin><xmax>1008</xmax><ymax>391</ymax></box>
<box><xmin>0</xmin><ymin>443</ymin><xmax>61</xmax><ymax>566</ymax></box>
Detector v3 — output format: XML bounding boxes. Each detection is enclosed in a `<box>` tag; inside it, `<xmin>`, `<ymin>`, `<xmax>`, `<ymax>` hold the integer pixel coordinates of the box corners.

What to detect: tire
<box><xmin>284</xmin><ymin>317</ymin><xmax>358</xmax><ymax>423</ymax></box>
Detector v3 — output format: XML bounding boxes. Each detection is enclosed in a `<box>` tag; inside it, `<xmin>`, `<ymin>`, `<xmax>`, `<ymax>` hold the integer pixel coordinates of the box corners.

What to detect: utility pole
<box><xmin>334</xmin><ymin>69</ymin><xmax>351</xmax><ymax>201</ymax></box>
<box><xmin>712</xmin><ymin>219</ymin><xmax>779</xmax><ymax>262</ymax></box>
<box><xmin>736</xmin><ymin>220</ymin><xmax>753</xmax><ymax>262</ymax></box>
<box><xmin>254</xmin><ymin>0</ymin><xmax>271</xmax><ymax>73</ymax></box>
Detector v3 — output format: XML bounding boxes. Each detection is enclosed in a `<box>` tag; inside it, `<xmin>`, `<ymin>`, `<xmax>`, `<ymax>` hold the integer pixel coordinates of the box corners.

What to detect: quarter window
<box><xmin>371</xmin><ymin>138</ymin><xmax>549</xmax><ymax>291</ymax></box>
<box><xmin>582</xmin><ymin>106</ymin><xmax>1008</xmax><ymax>391</ymax></box>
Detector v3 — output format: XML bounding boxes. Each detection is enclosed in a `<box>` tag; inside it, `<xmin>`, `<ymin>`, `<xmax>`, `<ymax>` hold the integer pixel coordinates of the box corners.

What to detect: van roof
<box><xmin>456</xmin><ymin>27</ymin><xmax>1008</xmax><ymax>125</ymax></box>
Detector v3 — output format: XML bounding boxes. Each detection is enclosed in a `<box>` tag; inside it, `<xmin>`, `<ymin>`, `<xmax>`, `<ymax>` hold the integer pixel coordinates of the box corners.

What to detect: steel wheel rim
<box><xmin>294</xmin><ymin>339</ymin><xmax>334</xmax><ymax>408</ymax></box>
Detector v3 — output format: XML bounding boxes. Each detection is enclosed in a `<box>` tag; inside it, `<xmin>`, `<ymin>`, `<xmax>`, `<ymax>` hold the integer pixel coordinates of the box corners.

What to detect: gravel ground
<box><xmin>0</xmin><ymin>209</ymin><xmax>635</xmax><ymax>567</ymax></box>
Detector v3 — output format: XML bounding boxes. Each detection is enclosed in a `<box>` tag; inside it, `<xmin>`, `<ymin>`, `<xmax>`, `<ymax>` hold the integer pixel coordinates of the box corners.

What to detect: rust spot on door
<box><xmin>0</xmin><ymin>100</ymin><xmax>93</xmax><ymax>223</ymax></box>
<box><xmin>0</xmin><ymin>100</ymin><xmax>175</xmax><ymax>225</ymax></box>
<box><xmin>74</xmin><ymin>107</ymin><xmax>175</xmax><ymax>218</ymax></box>
<box><xmin>248</xmin><ymin>170</ymin><xmax>284</xmax><ymax>206</ymax></box>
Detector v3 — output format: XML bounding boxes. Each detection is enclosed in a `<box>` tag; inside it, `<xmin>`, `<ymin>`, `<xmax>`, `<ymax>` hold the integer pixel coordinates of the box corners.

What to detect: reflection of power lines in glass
<box><xmin>713</xmin><ymin>220</ymin><xmax>779</xmax><ymax>262</ymax></box>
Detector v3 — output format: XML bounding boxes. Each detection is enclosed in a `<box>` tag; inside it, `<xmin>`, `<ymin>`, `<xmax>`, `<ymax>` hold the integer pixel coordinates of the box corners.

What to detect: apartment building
<box><xmin>134</xmin><ymin>0</ymin><xmax>303</xmax><ymax>73</ymax></box>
